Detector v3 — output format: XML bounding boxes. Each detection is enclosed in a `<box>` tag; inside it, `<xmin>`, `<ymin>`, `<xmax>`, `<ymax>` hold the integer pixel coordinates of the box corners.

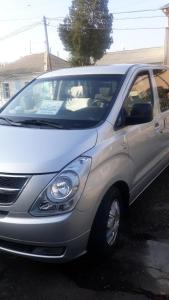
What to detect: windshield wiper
<box><xmin>15</xmin><ymin>119</ymin><xmax>64</xmax><ymax>129</ymax></box>
<box><xmin>0</xmin><ymin>117</ymin><xmax>22</xmax><ymax>127</ymax></box>
<box><xmin>0</xmin><ymin>117</ymin><xmax>96</xmax><ymax>129</ymax></box>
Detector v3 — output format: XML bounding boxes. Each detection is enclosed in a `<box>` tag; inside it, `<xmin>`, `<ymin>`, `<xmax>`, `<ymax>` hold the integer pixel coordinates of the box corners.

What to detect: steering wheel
<box><xmin>90</xmin><ymin>98</ymin><xmax>109</xmax><ymax>108</ymax></box>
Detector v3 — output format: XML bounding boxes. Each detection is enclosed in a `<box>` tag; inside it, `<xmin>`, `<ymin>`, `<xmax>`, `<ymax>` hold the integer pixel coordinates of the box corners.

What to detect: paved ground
<box><xmin>1</xmin><ymin>168</ymin><xmax>169</xmax><ymax>299</ymax></box>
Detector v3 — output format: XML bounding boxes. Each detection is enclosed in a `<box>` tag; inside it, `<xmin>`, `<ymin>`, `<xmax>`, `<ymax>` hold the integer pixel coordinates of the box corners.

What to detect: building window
<box><xmin>3</xmin><ymin>83</ymin><xmax>10</xmax><ymax>99</ymax></box>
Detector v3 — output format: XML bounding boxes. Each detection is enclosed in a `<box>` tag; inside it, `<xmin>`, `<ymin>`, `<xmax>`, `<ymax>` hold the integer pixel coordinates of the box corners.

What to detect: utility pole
<box><xmin>43</xmin><ymin>16</ymin><xmax>52</xmax><ymax>71</ymax></box>
<box><xmin>162</xmin><ymin>4</ymin><xmax>169</xmax><ymax>65</ymax></box>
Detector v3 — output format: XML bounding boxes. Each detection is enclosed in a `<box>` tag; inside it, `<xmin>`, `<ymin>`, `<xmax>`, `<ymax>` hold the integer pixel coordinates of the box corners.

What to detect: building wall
<box><xmin>0</xmin><ymin>74</ymin><xmax>39</xmax><ymax>106</ymax></box>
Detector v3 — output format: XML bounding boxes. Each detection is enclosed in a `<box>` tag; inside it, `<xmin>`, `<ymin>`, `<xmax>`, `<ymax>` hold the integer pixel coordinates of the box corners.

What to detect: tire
<box><xmin>88</xmin><ymin>187</ymin><xmax>123</xmax><ymax>257</ymax></box>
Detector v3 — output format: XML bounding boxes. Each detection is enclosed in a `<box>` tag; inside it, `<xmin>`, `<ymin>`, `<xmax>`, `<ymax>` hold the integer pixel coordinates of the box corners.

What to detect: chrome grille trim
<box><xmin>0</xmin><ymin>187</ymin><xmax>20</xmax><ymax>194</ymax></box>
<box><xmin>0</xmin><ymin>174</ymin><xmax>30</xmax><ymax>205</ymax></box>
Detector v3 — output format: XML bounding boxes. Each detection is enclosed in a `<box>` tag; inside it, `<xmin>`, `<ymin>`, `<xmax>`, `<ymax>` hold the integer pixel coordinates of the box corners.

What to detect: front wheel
<box><xmin>88</xmin><ymin>187</ymin><xmax>123</xmax><ymax>256</ymax></box>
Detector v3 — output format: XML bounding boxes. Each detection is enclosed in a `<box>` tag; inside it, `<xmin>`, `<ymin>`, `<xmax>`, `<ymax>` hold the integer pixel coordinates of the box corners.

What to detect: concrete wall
<box><xmin>0</xmin><ymin>74</ymin><xmax>38</xmax><ymax>107</ymax></box>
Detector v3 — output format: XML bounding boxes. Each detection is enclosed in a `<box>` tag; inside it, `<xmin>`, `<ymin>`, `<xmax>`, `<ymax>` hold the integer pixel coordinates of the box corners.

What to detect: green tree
<box><xmin>59</xmin><ymin>0</ymin><xmax>113</xmax><ymax>66</ymax></box>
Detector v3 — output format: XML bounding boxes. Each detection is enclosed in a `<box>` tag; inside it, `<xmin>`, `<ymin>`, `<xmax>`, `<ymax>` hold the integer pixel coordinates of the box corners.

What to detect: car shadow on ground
<box><xmin>1</xmin><ymin>168</ymin><xmax>169</xmax><ymax>299</ymax></box>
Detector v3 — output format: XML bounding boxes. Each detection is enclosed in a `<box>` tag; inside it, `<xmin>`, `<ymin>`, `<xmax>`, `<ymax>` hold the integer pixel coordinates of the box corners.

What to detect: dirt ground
<box><xmin>1</xmin><ymin>167</ymin><xmax>169</xmax><ymax>299</ymax></box>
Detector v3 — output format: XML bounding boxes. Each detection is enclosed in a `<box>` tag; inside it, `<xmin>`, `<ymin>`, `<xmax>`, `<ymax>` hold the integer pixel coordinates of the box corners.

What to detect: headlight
<box><xmin>46</xmin><ymin>171</ymin><xmax>79</xmax><ymax>202</ymax></box>
<box><xmin>30</xmin><ymin>157</ymin><xmax>91</xmax><ymax>216</ymax></box>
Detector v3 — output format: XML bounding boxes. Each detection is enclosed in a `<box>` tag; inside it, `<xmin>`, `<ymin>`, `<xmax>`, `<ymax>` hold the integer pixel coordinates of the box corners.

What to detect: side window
<box><xmin>124</xmin><ymin>72</ymin><xmax>153</xmax><ymax>117</ymax></box>
<box><xmin>115</xmin><ymin>72</ymin><xmax>153</xmax><ymax>129</ymax></box>
<box><xmin>153</xmin><ymin>69</ymin><xmax>169</xmax><ymax>112</ymax></box>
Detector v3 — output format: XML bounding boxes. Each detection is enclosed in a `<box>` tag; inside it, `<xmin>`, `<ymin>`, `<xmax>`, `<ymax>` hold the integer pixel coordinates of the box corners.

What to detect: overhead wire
<box><xmin>48</xmin><ymin>15</ymin><xmax>165</xmax><ymax>22</ymax></box>
<box><xmin>0</xmin><ymin>8</ymin><xmax>159</xmax><ymax>23</ymax></box>
<box><xmin>0</xmin><ymin>22</ymin><xmax>41</xmax><ymax>42</ymax></box>
<box><xmin>48</xmin><ymin>24</ymin><xmax>164</xmax><ymax>31</ymax></box>
<box><xmin>47</xmin><ymin>8</ymin><xmax>163</xmax><ymax>21</ymax></box>
<box><xmin>48</xmin><ymin>8</ymin><xmax>165</xmax><ymax>32</ymax></box>
<box><xmin>115</xmin><ymin>15</ymin><xmax>165</xmax><ymax>20</ymax></box>
<box><xmin>113</xmin><ymin>8</ymin><xmax>161</xmax><ymax>14</ymax></box>
<box><xmin>0</xmin><ymin>6</ymin><xmax>165</xmax><ymax>43</ymax></box>
<box><xmin>0</xmin><ymin>17</ymin><xmax>42</xmax><ymax>22</ymax></box>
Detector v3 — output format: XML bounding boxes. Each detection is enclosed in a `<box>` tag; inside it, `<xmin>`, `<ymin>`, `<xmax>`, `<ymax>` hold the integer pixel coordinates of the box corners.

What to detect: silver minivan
<box><xmin>0</xmin><ymin>64</ymin><xmax>168</xmax><ymax>261</ymax></box>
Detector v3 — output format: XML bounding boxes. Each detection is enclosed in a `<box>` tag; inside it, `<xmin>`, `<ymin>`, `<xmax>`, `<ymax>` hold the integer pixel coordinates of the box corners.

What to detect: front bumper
<box><xmin>0</xmin><ymin>211</ymin><xmax>90</xmax><ymax>262</ymax></box>
<box><xmin>0</xmin><ymin>232</ymin><xmax>89</xmax><ymax>262</ymax></box>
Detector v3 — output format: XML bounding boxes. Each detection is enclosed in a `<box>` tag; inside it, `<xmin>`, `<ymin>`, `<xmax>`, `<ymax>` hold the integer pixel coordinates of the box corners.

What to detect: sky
<box><xmin>0</xmin><ymin>0</ymin><xmax>168</xmax><ymax>62</ymax></box>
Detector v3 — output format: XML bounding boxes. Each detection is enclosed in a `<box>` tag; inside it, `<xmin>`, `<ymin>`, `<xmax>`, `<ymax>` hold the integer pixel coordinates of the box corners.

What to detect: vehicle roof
<box><xmin>39</xmin><ymin>64</ymin><xmax>133</xmax><ymax>78</ymax></box>
<box><xmin>39</xmin><ymin>64</ymin><xmax>164</xmax><ymax>79</ymax></box>
<box><xmin>39</xmin><ymin>64</ymin><xmax>132</xmax><ymax>78</ymax></box>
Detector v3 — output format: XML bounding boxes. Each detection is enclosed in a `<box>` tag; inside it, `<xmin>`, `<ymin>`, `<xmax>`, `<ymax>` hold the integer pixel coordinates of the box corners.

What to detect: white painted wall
<box><xmin>0</xmin><ymin>74</ymin><xmax>38</xmax><ymax>107</ymax></box>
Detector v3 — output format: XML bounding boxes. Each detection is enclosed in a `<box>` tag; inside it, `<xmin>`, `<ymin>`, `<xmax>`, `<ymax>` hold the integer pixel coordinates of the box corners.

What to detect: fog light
<box><xmin>32</xmin><ymin>246</ymin><xmax>66</xmax><ymax>256</ymax></box>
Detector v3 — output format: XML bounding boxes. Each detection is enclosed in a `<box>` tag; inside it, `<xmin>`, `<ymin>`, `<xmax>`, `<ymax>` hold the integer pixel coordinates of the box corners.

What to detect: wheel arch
<box><xmin>113</xmin><ymin>180</ymin><xmax>130</xmax><ymax>211</ymax></box>
<box><xmin>102</xmin><ymin>180</ymin><xmax>130</xmax><ymax>214</ymax></box>
<box><xmin>87</xmin><ymin>180</ymin><xmax>130</xmax><ymax>253</ymax></box>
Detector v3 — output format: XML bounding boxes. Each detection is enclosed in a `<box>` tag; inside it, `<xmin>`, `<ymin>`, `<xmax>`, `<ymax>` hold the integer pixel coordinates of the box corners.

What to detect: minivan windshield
<box><xmin>1</xmin><ymin>74</ymin><xmax>124</xmax><ymax>129</ymax></box>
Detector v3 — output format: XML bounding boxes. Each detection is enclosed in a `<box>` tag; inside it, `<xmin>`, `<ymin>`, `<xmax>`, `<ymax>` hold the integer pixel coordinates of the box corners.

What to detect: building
<box><xmin>96</xmin><ymin>47</ymin><xmax>164</xmax><ymax>65</ymax></box>
<box><xmin>0</xmin><ymin>52</ymin><xmax>70</xmax><ymax>105</ymax></box>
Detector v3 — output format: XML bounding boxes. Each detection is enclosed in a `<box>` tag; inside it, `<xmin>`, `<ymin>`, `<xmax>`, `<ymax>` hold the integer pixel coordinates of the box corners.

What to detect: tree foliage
<box><xmin>59</xmin><ymin>0</ymin><xmax>113</xmax><ymax>66</ymax></box>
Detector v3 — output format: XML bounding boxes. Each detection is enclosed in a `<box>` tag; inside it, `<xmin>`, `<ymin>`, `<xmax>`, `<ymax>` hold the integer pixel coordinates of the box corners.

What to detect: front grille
<box><xmin>0</xmin><ymin>175</ymin><xmax>29</xmax><ymax>205</ymax></box>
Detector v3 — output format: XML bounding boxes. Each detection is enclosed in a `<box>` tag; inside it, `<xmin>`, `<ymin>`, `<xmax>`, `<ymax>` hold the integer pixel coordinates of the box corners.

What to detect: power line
<box><xmin>49</xmin><ymin>24</ymin><xmax>164</xmax><ymax>31</ymax></box>
<box><xmin>48</xmin><ymin>14</ymin><xmax>165</xmax><ymax>23</ymax></box>
<box><xmin>0</xmin><ymin>17</ymin><xmax>41</xmax><ymax>22</ymax></box>
<box><xmin>0</xmin><ymin>8</ymin><xmax>165</xmax><ymax>44</ymax></box>
<box><xmin>0</xmin><ymin>22</ymin><xmax>41</xmax><ymax>42</ymax></box>
<box><xmin>47</xmin><ymin>8</ymin><xmax>162</xmax><ymax>20</ymax></box>
<box><xmin>0</xmin><ymin>8</ymin><xmax>163</xmax><ymax>23</ymax></box>
<box><xmin>113</xmin><ymin>8</ymin><xmax>160</xmax><ymax>14</ymax></box>
<box><xmin>113</xmin><ymin>27</ymin><xmax>164</xmax><ymax>30</ymax></box>
<box><xmin>115</xmin><ymin>15</ymin><xmax>165</xmax><ymax>20</ymax></box>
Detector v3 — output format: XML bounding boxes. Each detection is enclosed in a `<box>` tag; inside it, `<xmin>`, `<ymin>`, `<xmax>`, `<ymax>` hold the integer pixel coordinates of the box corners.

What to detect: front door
<box><xmin>120</xmin><ymin>71</ymin><xmax>164</xmax><ymax>198</ymax></box>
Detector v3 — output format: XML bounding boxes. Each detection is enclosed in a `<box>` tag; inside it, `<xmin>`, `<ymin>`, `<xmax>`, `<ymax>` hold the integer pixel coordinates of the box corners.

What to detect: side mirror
<box><xmin>125</xmin><ymin>102</ymin><xmax>153</xmax><ymax>125</ymax></box>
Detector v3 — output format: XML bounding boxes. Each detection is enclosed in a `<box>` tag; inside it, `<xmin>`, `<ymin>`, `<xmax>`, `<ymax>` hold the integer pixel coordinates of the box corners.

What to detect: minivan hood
<box><xmin>0</xmin><ymin>126</ymin><xmax>97</xmax><ymax>174</ymax></box>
